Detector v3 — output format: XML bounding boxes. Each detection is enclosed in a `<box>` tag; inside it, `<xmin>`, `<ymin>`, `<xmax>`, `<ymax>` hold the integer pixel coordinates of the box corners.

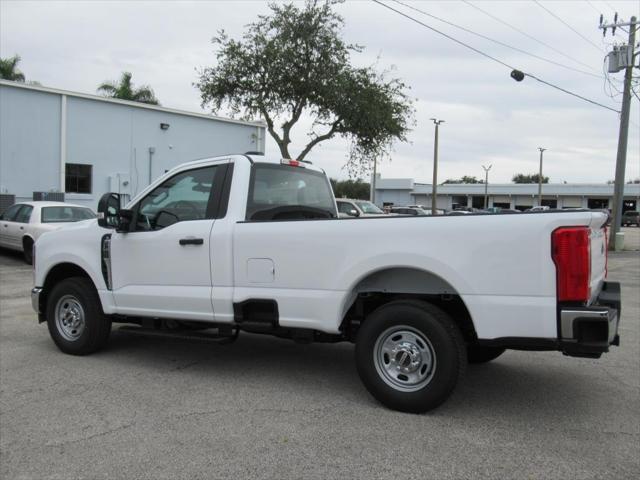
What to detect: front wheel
<box><xmin>46</xmin><ymin>277</ymin><xmax>111</xmax><ymax>355</ymax></box>
<box><xmin>355</xmin><ymin>300</ymin><xmax>466</xmax><ymax>413</ymax></box>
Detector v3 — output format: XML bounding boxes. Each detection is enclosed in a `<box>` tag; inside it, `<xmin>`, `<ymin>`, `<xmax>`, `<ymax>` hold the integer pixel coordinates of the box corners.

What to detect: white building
<box><xmin>0</xmin><ymin>80</ymin><xmax>266</xmax><ymax>210</ymax></box>
<box><xmin>375</xmin><ymin>176</ymin><xmax>640</xmax><ymax>212</ymax></box>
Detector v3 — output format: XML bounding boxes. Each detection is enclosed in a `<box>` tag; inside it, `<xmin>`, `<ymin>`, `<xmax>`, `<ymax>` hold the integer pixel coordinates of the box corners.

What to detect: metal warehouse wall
<box><xmin>0</xmin><ymin>82</ymin><xmax>266</xmax><ymax>209</ymax></box>
<box><xmin>0</xmin><ymin>86</ymin><xmax>62</xmax><ymax>196</ymax></box>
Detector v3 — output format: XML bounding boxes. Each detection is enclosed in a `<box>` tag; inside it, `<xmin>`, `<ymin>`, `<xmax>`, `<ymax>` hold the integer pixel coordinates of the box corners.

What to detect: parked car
<box><xmin>389</xmin><ymin>206</ymin><xmax>428</xmax><ymax>216</ymax></box>
<box><xmin>482</xmin><ymin>207</ymin><xmax>521</xmax><ymax>214</ymax></box>
<box><xmin>336</xmin><ymin>199</ymin><xmax>386</xmax><ymax>218</ymax></box>
<box><xmin>407</xmin><ymin>205</ymin><xmax>445</xmax><ymax>215</ymax></box>
<box><xmin>447</xmin><ymin>210</ymin><xmax>472</xmax><ymax>215</ymax></box>
<box><xmin>621</xmin><ymin>210</ymin><xmax>639</xmax><ymax>226</ymax></box>
<box><xmin>526</xmin><ymin>206</ymin><xmax>550</xmax><ymax>212</ymax></box>
<box><xmin>0</xmin><ymin>201</ymin><xmax>95</xmax><ymax>264</ymax></box>
<box><xmin>31</xmin><ymin>154</ymin><xmax>620</xmax><ymax>413</ymax></box>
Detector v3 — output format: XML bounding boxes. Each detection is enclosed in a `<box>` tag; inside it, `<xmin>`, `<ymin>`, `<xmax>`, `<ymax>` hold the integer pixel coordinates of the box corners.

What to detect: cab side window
<box><xmin>14</xmin><ymin>205</ymin><xmax>34</xmax><ymax>223</ymax></box>
<box><xmin>134</xmin><ymin>165</ymin><xmax>220</xmax><ymax>231</ymax></box>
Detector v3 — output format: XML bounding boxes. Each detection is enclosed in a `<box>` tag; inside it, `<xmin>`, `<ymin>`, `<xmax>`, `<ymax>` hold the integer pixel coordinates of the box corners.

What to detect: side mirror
<box><xmin>348</xmin><ymin>209</ymin><xmax>360</xmax><ymax>217</ymax></box>
<box><xmin>97</xmin><ymin>193</ymin><xmax>121</xmax><ymax>228</ymax></box>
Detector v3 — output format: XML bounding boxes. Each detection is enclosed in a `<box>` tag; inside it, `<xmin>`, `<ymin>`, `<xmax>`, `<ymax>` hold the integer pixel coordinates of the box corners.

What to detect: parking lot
<box><xmin>0</xmin><ymin>230</ymin><xmax>638</xmax><ymax>480</ymax></box>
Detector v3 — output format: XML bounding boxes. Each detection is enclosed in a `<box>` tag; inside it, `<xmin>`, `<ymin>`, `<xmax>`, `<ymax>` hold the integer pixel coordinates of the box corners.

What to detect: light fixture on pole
<box><xmin>538</xmin><ymin>147</ymin><xmax>546</xmax><ymax>206</ymax></box>
<box><xmin>482</xmin><ymin>164</ymin><xmax>492</xmax><ymax>209</ymax></box>
<box><xmin>430</xmin><ymin>118</ymin><xmax>444</xmax><ymax>215</ymax></box>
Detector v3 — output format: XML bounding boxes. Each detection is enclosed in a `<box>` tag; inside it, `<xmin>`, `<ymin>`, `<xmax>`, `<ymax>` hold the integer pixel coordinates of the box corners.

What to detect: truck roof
<box><xmin>167</xmin><ymin>153</ymin><xmax>326</xmax><ymax>175</ymax></box>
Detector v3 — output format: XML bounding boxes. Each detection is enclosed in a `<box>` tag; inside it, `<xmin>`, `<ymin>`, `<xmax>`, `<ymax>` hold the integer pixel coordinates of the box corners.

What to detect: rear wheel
<box><xmin>355</xmin><ymin>300</ymin><xmax>466</xmax><ymax>413</ymax></box>
<box><xmin>46</xmin><ymin>277</ymin><xmax>111</xmax><ymax>355</ymax></box>
<box><xmin>467</xmin><ymin>345</ymin><xmax>505</xmax><ymax>364</ymax></box>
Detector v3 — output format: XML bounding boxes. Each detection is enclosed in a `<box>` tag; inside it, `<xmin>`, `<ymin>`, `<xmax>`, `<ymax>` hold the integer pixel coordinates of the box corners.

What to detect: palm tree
<box><xmin>0</xmin><ymin>55</ymin><xmax>26</xmax><ymax>82</ymax></box>
<box><xmin>97</xmin><ymin>72</ymin><xmax>159</xmax><ymax>105</ymax></box>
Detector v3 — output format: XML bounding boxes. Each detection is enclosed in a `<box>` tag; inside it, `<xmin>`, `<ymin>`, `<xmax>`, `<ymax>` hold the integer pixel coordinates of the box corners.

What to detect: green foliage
<box><xmin>330</xmin><ymin>178</ymin><xmax>370</xmax><ymax>199</ymax></box>
<box><xmin>443</xmin><ymin>175</ymin><xmax>484</xmax><ymax>184</ymax></box>
<box><xmin>0</xmin><ymin>55</ymin><xmax>25</xmax><ymax>82</ymax></box>
<box><xmin>197</xmin><ymin>0</ymin><xmax>413</xmax><ymax>176</ymax></box>
<box><xmin>97</xmin><ymin>72</ymin><xmax>160</xmax><ymax>105</ymax></box>
<box><xmin>512</xmin><ymin>173</ymin><xmax>549</xmax><ymax>184</ymax></box>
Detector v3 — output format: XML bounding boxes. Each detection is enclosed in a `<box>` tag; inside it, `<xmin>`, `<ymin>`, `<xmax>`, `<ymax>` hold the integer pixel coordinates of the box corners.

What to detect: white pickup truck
<box><xmin>31</xmin><ymin>154</ymin><xmax>621</xmax><ymax>412</ymax></box>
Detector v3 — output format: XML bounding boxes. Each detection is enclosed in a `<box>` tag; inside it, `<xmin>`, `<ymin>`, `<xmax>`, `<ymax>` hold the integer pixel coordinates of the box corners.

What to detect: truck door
<box><xmin>110</xmin><ymin>162</ymin><xmax>229</xmax><ymax>321</ymax></box>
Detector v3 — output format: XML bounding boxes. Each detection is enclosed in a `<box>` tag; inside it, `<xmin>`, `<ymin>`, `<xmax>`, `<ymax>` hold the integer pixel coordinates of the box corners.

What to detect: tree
<box><xmin>330</xmin><ymin>178</ymin><xmax>370</xmax><ymax>199</ymax></box>
<box><xmin>0</xmin><ymin>55</ymin><xmax>25</xmax><ymax>82</ymax></box>
<box><xmin>196</xmin><ymin>0</ymin><xmax>413</xmax><ymax>175</ymax></box>
<box><xmin>443</xmin><ymin>176</ymin><xmax>483</xmax><ymax>184</ymax></box>
<box><xmin>512</xmin><ymin>173</ymin><xmax>549</xmax><ymax>184</ymax></box>
<box><xmin>97</xmin><ymin>72</ymin><xmax>159</xmax><ymax>105</ymax></box>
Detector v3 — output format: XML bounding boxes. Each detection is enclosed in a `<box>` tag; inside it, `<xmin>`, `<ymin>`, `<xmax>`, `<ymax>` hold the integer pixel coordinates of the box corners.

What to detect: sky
<box><xmin>1</xmin><ymin>0</ymin><xmax>639</xmax><ymax>184</ymax></box>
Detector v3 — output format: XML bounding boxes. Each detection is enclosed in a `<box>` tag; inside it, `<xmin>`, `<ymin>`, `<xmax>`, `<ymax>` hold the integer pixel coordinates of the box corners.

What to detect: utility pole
<box><xmin>482</xmin><ymin>164</ymin><xmax>492</xmax><ymax>209</ymax></box>
<box><xmin>370</xmin><ymin>156</ymin><xmax>377</xmax><ymax>205</ymax></box>
<box><xmin>537</xmin><ymin>147</ymin><xmax>546</xmax><ymax>206</ymax></box>
<box><xmin>430</xmin><ymin>118</ymin><xmax>444</xmax><ymax>215</ymax></box>
<box><xmin>600</xmin><ymin>15</ymin><xmax>637</xmax><ymax>250</ymax></box>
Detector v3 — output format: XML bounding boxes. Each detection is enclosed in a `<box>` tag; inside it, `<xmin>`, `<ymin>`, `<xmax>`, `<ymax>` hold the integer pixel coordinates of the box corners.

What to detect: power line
<box><xmin>526</xmin><ymin>73</ymin><xmax>621</xmax><ymax>112</ymax></box>
<box><xmin>533</xmin><ymin>0</ymin><xmax>605</xmax><ymax>53</ymax></box>
<box><xmin>462</xmin><ymin>0</ymin><xmax>602</xmax><ymax>74</ymax></box>
<box><xmin>371</xmin><ymin>0</ymin><xmax>621</xmax><ymax>114</ymax></box>
<box><xmin>391</xmin><ymin>0</ymin><xmax>603</xmax><ymax>79</ymax></box>
<box><xmin>371</xmin><ymin>0</ymin><xmax>516</xmax><ymax>70</ymax></box>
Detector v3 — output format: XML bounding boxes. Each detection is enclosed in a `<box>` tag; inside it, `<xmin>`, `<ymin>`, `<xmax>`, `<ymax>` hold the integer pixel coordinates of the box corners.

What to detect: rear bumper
<box><xmin>559</xmin><ymin>281</ymin><xmax>621</xmax><ymax>358</ymax></box>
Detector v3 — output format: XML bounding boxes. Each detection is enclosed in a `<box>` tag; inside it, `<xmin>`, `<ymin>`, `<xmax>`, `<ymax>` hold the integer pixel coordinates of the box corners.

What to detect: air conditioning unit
<box><xmin>33</xmin><ymin>192</ymin><xmax>65</xmax><ymax>202</ymax></box>
<box><xmin>0</xmin><ymin>194</ymin><xmax>15</xmax><ymax>214</ymax></box>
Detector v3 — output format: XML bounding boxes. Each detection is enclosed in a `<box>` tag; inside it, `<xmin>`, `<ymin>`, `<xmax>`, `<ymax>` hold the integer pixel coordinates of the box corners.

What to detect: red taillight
<box><xmin>280</xmin><ymin>158</ymin><xmax>302</xmax><ymax>167</ymax></box>
<box><xmin>552</xmin><ymin>226</ymin><xmax>591</xmax><ymax>303</ymax></box>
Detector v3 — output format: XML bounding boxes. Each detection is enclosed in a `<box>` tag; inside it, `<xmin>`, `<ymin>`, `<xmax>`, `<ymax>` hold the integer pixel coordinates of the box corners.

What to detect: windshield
<box><xmin>246</xmin><ymin>164</ymin><xmax>336</xmax><ymax>220</ymax></box>
<box><xmin>355</xmin><ymin>201</ymin><xmax>383</xmax><ymax>214</ymax></box>
<box><xmin>41</xmin><ymin>206</ymin><xmax>96</xmax><ymax>223</ymax></box>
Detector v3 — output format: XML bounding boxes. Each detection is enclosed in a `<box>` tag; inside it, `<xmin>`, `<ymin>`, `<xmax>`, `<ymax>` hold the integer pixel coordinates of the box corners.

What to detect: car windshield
<box><xmin>41</xmin><ymin>206</ymin><xmax>96</xmax><ymax>223</ymax></box>
<box><xmin>247</xmin><ymin>164</ymin><xmax>336</xmax><ymax>220</ymax></box>
<box><xmin>355</xmin><ymin>201</ymin><xmax>383</xmax><ymax>214</ymax></box>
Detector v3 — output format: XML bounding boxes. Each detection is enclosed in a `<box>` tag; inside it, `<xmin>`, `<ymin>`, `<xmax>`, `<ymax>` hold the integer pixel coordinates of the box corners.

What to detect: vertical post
<box><xmin>370</xmin><ymin>156</ymin><xmax>377</xmax><ymax>204</ymax></box>
<box><xmin>482</xmin><ymin>164</ymin><xmax>492</xmax><ymax>209</ymax></box>
<box><xmin>60</xmin><ymin>94</ymin><xmax>67</xmax><ymax>193</ymax></box>
<box><xmin>538</xmin><ymin>147</ymin><xmax>546</xmax><ymax>206</ymax></box>
<box><xmin>430</xmin><ymin>118</ymin><xmax>444</xmax><ymax>215</ymax></box>
<box><xmin>609</xmin><ymin>16</ymin><xmax>636</xmax><ymax>250</ymax></box>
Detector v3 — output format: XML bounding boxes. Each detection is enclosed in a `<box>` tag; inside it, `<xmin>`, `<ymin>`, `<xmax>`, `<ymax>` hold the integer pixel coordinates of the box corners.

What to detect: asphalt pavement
<box><xmin>1</xmin><ymin>231</ymin><xmax>638</xmax><ymax>479</ymax></box>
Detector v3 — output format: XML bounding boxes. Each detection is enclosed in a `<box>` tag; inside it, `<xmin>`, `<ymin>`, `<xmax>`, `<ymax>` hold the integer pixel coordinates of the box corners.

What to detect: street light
<box><xmin>538</xmin><ymin>147</ymin><xmax>546</xmax><ymax>206</ymax></box>
<box><xmin>482</xmin><ymin>164</ymin><xmax>492</xmax><ymax>209</ymax></box>
<box><xmin>430</xmin><ymin>118</ymin><xmax>444</xmax><ymax>215</ymax></box>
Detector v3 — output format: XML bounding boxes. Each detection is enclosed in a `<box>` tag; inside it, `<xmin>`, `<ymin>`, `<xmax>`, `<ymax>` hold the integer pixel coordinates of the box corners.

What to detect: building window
<box><xmin>65</xmin><ymin>163</ymin><xmax>92</xmax><ymax>194</ymax></box>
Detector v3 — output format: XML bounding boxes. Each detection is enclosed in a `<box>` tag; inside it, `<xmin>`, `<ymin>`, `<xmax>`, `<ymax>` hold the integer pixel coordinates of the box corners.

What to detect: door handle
<box><xmin>179</xmin><ymin>237</ymin><xmax>204</xmax><ymax>246</ymax></box>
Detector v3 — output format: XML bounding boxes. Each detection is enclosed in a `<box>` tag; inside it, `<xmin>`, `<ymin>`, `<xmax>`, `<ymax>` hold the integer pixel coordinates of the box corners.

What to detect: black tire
<box><xmin>22</xmin><ymin>237</ymin><xmax>33</xmax><ymax>265</ymax></box>
<box><xmin>355</xmin><ymin>300</ymin><xmax>466</xmax><ymax>413</ymax></box>
<box><xmin>46</xmin><ymin>277</ymin><xmax>111</xmax><ymax>355</ymax></box>
<box><xmin>467</xmin><ymin>345</ymin><xmax>506</xmax><ymax>364</ymax></box>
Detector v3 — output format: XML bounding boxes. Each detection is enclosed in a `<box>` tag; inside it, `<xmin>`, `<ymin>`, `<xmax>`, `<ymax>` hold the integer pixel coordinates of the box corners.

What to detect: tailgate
<box><xmin>588</xmin><ymin>213</ymin><xmax>608</xmax><ymax>304</ymax></box>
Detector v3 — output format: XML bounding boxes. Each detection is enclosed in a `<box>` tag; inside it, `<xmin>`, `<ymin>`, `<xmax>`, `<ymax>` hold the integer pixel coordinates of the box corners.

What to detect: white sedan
<box><xmin>0</xmin><ymin>201</ymin><xmax>95</xmax><ymax>264</ymax></box>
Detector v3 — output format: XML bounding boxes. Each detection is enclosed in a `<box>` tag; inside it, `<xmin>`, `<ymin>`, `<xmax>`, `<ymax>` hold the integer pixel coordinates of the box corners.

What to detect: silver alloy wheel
<box><xmin>54</xmin><ymin>295</ymin><xmax>86</xmax><ymax>341</ymax></box>
<box><xmin>373</xmin><ymin>326</ymin><xmax>436</xmax><ymax>392</ymax></box>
